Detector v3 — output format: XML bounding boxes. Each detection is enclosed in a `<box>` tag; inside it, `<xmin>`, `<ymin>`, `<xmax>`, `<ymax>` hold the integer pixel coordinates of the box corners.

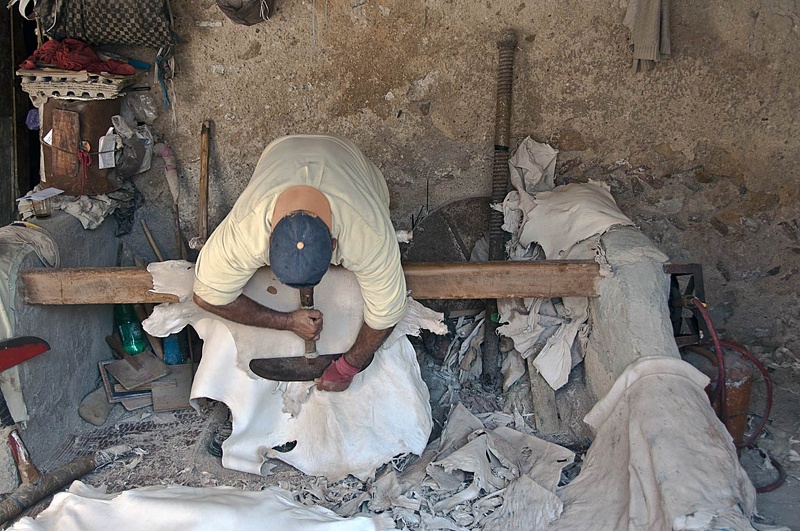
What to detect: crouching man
<box><xmin>193</xmin><ymin>134</ymin><xmax>406</xmax><ymax>391</ymax></box>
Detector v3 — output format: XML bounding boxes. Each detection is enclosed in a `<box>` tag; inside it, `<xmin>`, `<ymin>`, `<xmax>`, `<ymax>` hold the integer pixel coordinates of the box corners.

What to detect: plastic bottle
<box><xmin>114</xmin><ymin>304</ymin><xmax>147</xmax><ymax>354</ymax></box>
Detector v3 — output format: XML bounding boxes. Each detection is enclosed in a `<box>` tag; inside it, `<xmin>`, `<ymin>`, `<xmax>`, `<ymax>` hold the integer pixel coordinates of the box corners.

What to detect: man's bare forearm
<box><xmin>193</xmin><ymin>293</ymin><xmax>292</xmax><ymax>329</ymax></box>
<box><xmin>193</xmin><ymin>293</ymin><xmax>323</xmax><ymax>340</ymax></box>
<box><xmin>343</xmin><ymin>323</ymin><xmax>394</xmax><ymax>369</ymax></box>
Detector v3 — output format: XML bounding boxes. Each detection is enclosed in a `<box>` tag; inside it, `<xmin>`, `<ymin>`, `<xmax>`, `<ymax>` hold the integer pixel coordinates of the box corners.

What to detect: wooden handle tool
<box><xmin>299</xmin><ymin>287</ymin><xmax>318</xmax><ymax>359</ymax></box>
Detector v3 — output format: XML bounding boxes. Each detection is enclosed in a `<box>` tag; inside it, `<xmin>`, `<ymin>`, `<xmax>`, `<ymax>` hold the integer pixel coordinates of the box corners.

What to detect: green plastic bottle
<box><xmin>114</xmin><ymin>304</ymin><xmax>147</xmax><ymax>354</ymax></box>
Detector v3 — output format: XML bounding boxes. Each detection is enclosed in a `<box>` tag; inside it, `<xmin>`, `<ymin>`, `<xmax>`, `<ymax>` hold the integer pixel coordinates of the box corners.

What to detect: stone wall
<box><xmin>137</xmin><ymin>0</ymin><xmax>798</xmax><ymax>352</ymax></box>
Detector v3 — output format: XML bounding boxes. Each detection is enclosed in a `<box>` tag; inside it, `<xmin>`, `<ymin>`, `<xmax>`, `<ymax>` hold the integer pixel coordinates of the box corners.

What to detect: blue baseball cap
<box><xmin>270</xmin><ymin>212</ymin><xmax>333</xmax><ymax>288</ymax></box>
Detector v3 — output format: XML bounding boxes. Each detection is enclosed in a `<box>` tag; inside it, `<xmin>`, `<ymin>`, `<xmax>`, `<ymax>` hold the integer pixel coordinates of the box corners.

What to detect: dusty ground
<box><xmin>18</xmin><ymin>350</ymin><xmax>799</xmax><ymax>529</ymax></box>
<box><xmin>22</xmin><ymin>375</ymin><xmax>512</xmax><ymax>529</ymax></box>
<box><xmin>747</xmin><ymin>346</ymin><xmax>800</xmax><ymax>529</ymax></box>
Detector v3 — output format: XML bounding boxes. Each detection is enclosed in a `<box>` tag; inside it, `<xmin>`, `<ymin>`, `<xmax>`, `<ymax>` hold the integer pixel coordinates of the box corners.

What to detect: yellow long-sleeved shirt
<box><xmin>193</xmin><ymin>135</ymin><xmax>407</xmax><ymax>330</ymax></box>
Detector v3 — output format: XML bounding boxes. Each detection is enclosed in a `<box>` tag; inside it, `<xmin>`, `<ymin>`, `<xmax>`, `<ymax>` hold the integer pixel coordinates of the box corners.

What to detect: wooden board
<box><xmin>151</xmin><ymin>364</ymin><xmax>194</xmax><ymax>412</ymax></box>
<box><xmin>105</xmin><ymin>351</ymin><xmax>170</xmax><ymax>391</ymax></box>
<box><xmin>121</xmin><ymin>395</ymin><xmax>153</xmax><ymax>411</ymax></box>
<box><xmin>19</xmin><ymin>261</ymin><xmax>601</xmax><ymax>305</ymax></box>
<box><xmin>20</xmin><ymin>267</ymin><xmax>180</xmax><ymax>305</ymax></box>
<box><xmin>527</xmin><ymin>357</ymin><xmax>561</xmax><ymax>435</ymax></box>
<box><xmin>50</xmin><ymin>109</ymin><xmax>80</xmax><ymax>178</ymax></box>
<box><xmin>404</xmin><ymin>261</ymin><xmax>601</xmax><ymax>299</ymax></box>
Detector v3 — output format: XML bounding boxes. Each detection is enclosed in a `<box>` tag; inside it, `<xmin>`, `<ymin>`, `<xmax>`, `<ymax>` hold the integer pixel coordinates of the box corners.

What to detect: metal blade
<box><xmin>249</xmin><ymin>354</ymin><xmax>373</xmax><ymax>382</ymax></box>
<box><xmin>249</xmin><ymin>355</ymin><xmax>339</xmax><ymax>381</ymax></box>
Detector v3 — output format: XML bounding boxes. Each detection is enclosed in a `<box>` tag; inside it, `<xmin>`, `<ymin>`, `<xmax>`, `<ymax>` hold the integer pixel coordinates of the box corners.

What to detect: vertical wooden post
<box><xmin>198</xmin><ymin>121</ymin><xmax>210</xmax><ymax>245</ymax></box>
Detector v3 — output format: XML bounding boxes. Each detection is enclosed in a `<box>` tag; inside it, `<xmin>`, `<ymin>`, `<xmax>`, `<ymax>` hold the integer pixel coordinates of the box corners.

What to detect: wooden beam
<box><xmin>403</xmin><ymin>261</ymin><xmax>600</xmax><ymax>299</ymax></box>
<box><xmin>20</xmin><ymin>267</ymin><xmax>180</xmax><ymax>305</ymax></box>
<box><xmin>19</xmin><ymin>261</ymin><xmax>601</xmax><ymax>305</ymax></box>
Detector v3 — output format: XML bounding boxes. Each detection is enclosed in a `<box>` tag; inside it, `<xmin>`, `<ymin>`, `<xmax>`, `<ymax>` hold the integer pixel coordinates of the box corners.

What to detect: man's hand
<box><xmin>315</xmin><ymin>323</ymin><xmax>395</xmax><ymax>392</ymax></box>
<box><xmin>289</xmin><ymin>309</ymin><xmax>323</xmax><ymax>341</ymax></box>
<box><xmin>193</xmin><ymin>293</ymin><xmax>324</xmax><ymax>340</ymax></box>
<box><xmin>316</xmin><ymin>355</ymin><xmax>360</xmax><ymax>392</ymax></box>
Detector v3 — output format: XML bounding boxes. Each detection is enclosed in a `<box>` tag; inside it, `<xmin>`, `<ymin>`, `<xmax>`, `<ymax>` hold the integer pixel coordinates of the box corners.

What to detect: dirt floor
<box><xmin>18</xmin><ymin>349</ymin><xmax>800</xmax><ymax>529</ymax></box>
<box><xmin>24</xmin><ymin>367</ymin><xmax>512</xmax><ymax>528</ymax></box>
<box><xmin>746</xmin><ymin>346</ymin><xmax>800</xmax><ymax>529</ymax></box>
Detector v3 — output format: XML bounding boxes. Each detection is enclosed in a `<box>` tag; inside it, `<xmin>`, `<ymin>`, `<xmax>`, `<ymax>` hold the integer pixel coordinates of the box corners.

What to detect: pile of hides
<box><xmin>495</xmin><ymin>181</ymin><xmax>629</xmax><ymax>391</ymax></box>
<box><xmin>364</xmin><ymin>357</ymin><xmax>755</xmax><ymax>530</ymax></box>
<box><xmin>143</xmin><ymin>262</ymin><xmax>442</xmax><ymax>480</ymax></box>
<box><xmin>484</xmin><ymin>137</ymin><xmax>633</xmax><ymax>390</ymax></box>
<box><xmin>424</xmin><ymin>139</ymin><xmax>758</xmax><ymax>529</ymax></box>
<box><xmin>368</xmin><ymin>402</ymin><xmax>575</xmax><ymax>530</ymax></box>
<box><xmin>9</xmin><ymin>481</ymin><xmax>394</xmax><ymax>531</ymax></box>
<box><xmin>449</xmin><ymin>137</ymin><xmax>640</xmax><ymax>392</ymax></box>
<box><xmin>472</xmin><ymin>136</ymin><xmax>636</xmax><ymax>392</ymax></box>
<box><xmin>16</xmin><ymin>358</ymin><xmax>756</xmax><ymax>530</ymax></box>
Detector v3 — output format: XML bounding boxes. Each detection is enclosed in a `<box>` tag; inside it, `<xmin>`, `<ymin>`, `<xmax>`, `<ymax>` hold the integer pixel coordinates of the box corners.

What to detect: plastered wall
<box><xmin>142</xmin><ymin>0</ymin><xmax>798</xmax><ymax>351</ymax></box>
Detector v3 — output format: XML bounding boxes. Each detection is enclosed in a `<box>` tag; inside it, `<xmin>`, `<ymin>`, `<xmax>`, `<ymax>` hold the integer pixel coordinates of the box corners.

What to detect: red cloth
<box><xmin>20</xmin><ymin>38</ymin><xmax>135</xmax><ymax>76</ymax></box>
<box><xmin>320</xmin><ymin>355</ymin><xmax>361</xmax><ymax>384</ymax></box>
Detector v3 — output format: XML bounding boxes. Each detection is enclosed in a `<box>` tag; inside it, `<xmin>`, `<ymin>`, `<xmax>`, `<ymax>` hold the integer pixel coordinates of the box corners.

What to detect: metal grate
<box><xmin>40</xmin><ymin>410</ymin><xmax>207</xmax><ymax>473</ymax></box>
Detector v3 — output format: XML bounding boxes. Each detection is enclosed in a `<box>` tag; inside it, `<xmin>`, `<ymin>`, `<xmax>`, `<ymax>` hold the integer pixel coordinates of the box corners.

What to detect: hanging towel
<box><xmin>624</xmin><ymin>0</ymin><xmax>671</xmax><ymax>72</ymax></box>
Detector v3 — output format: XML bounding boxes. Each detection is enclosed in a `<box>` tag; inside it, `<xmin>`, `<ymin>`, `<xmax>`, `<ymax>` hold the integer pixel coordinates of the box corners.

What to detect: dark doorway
<box><xmin>1</xmin><ymin>8</ymin><xmax>39</xmax><ymax>224</ymax></box>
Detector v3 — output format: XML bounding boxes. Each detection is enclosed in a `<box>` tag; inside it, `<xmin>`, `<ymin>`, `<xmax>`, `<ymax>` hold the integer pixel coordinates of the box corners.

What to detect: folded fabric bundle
<box><xmin>20</xmin><ymin>38</ymin><xmax>135</xmax><ymax>76</ymax></box>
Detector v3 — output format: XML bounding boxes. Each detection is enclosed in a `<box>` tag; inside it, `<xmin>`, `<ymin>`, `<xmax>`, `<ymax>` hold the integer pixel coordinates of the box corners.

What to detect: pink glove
<box><xmin>320</xmin><ymin>355</ymin><xmax>360</xmax><ymax>385</ymax></box>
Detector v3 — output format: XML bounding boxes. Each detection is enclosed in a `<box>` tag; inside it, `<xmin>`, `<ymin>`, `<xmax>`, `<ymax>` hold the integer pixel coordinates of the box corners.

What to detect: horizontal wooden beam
<box><xmin>20</xmin><ymin>267</ymin><xmax>180</xmax><ymax>305</ymax></box>
<box><xmin>19</xmin><ymin>261</ymin><xmax>600</xmax><ymax>305</ymax></box>
<box><xmin>403</xmin><ymin>261</ymin><xmax>600</xmax><ymax>299</ymax></box>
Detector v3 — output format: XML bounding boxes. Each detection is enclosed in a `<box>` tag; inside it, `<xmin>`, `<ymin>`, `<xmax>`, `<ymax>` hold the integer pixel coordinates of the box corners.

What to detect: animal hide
<box><xmin>144</xmin><ymin>262</ymin><xmax>440</xmax><ymax>481</ymax></box>
<box><xmin>9</xmin><ymin>481</ymin><xmax>396</xmax><ymax>530</ymax></box>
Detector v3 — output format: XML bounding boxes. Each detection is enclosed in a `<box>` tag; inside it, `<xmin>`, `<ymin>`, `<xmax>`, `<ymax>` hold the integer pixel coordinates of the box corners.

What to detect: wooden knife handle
<box><xmin>299</xmin><ymin>287</ymin><xmax>318</xmax><ymax>359</ymax></box>
<box><xmin>304</xmin><ymin>340</ymin><xmax>318</xmax><ymax>357</ymax></box>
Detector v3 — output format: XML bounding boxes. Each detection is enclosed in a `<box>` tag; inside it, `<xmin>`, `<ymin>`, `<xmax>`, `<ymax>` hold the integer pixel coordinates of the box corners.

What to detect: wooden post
<box><xmin>198</xmin><ymin>121</ymin><xmax>210</xmax><ymax>244</ymax></box>
<box><xmin>140</xmin><ymin>219</ymin><xmax>165</xmax><ymax>262</ymax></box>
<box><xmin>403</xmin><ymin>261</ymin><xmax>600</xmax><ymax>299</ymax></box>
<box><xmin>20</xmin><ymin>268</ymin><xmax>180</xmax><ymax>305</ymax></box>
